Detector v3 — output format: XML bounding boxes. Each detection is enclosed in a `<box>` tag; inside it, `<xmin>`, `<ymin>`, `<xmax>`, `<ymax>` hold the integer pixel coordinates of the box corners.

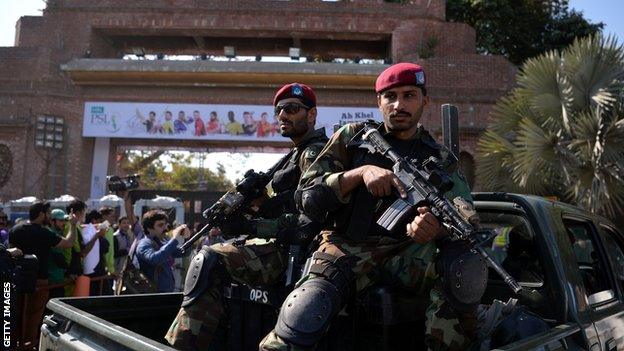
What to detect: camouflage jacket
<box><xmin>296</xmin><ymin>121</ymin><xmax>472</xmax><ymax>239</ymax></box>
<box><xmin>254</xmin><ymin>127</ymin><xmax>328</xmax><ymax>236</ymax></box>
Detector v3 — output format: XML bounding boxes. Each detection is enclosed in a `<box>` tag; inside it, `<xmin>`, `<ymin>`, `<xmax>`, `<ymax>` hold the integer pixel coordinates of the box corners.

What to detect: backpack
<box><xmin>115</xmin><ymin>236</ymin><xmax>161</xmax><ymax>294</ymax></box>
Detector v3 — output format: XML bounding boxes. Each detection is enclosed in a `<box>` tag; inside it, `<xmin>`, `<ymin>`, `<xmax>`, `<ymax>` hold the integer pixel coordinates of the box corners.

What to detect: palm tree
<box><xmin>477</xmin><ymin>34</ymin><xmax>624</xmax><ymax>221</ymax></box>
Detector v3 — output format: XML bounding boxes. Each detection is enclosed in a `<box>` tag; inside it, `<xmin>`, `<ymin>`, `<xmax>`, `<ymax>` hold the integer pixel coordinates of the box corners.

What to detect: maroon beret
<box><xmin>375</xmin><ymin>63</ymin><xmax>426</xmax><ymax>93</ymax></box>
<box><xmin>273</xmin><ymin>83</ymin><xmax>316</xmax><ymax>107</ymax></box>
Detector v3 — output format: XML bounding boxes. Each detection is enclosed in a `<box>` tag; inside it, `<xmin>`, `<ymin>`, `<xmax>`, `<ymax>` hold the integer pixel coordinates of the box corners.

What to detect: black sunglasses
<box><xmin>274</xmin><ymin>103</ymin><xmax>309</xmax><ymax>116</ymax></box>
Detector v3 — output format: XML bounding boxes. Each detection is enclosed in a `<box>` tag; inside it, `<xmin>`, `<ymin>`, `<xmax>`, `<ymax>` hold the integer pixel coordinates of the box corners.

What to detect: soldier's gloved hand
<box><xmin>219</xmin><ymin>216</ymin><xmax>256</xmax><ymax>237</ymax></box>
<box><xmin>274</xmin><ymin>214</ymin><xmax>320</xmax><ymax>246</ymax></box>
<box><xmin>406</xmin><ymin>206</ymin><xmax>442</xmax><ymax>244</ymax></box>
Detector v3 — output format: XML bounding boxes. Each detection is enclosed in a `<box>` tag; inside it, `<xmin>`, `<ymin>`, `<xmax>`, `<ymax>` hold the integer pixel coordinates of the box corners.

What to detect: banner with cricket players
<box><xmin>82</xmin><ymin>102</ymin><xmax>382</xmax><ymax>141</ymax></box>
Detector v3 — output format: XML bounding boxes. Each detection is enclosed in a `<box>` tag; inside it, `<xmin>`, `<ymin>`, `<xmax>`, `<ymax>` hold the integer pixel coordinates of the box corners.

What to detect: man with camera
<box><xmin>165</xmin><ymin>82</ymin><xmax>329</xmax><ymax>351</ymax></box>
<box><xmin>135</xmin><ymin>209</ymin><xmax>191</xmax><ymax>293</ymax></box>
<box><xmin>114</xmin><ymin>186</ymin><xmax>191</xmax><ymax>293</ymax></box>
<box><xmin>8</xmin><ymin>201</ymin><xmax>79</xmax><ymax>346</ymax></box>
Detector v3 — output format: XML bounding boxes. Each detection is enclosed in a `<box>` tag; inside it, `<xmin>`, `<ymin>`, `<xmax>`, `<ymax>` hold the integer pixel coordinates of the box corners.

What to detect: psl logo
<box><xmin>89</xmin><ymin>106</ymin><xmax>120</xmax><ymax>133</ymax></box>
<box><xmin>90</xmin><ymin>106</ymin><xmax>107</xmax><ymax>124</ymax></box>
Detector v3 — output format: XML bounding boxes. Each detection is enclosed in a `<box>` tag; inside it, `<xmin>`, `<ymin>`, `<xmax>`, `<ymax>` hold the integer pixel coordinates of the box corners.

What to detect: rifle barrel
<box><xmin>180</xmin><ymin>222</ymin><xmax>214</xmax><ymax>253</ymax></box>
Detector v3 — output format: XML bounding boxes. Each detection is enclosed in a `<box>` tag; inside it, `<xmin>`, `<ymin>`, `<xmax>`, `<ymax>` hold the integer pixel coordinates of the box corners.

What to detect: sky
<box><xmin>568</xmin><ymin>0</ymin><xmax>624</xmax><ymax>40</ymax></box>
<box><xmin>1</xmin><ymin>0</ymin><xmax>623</xmax><ymax>181</ymax></box>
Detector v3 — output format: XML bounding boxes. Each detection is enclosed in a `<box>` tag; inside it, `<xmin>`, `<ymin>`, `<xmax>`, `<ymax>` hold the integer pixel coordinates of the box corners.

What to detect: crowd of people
<box><xmin>2</xmin><ymin>192</ymin><xmax>198</xmax><ymax>348</ymax></box>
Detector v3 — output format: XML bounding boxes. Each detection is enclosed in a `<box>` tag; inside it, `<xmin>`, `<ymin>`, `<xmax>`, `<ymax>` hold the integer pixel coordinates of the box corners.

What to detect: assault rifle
<box><xmin>360</xmin><ymin>125</ymin><xmax>522</xmax><ymax>293</ymax></box>
<box><xmin>180</xmin><ymin>149</ymin><xmax>296</xmax><ymax>254</ymax></box>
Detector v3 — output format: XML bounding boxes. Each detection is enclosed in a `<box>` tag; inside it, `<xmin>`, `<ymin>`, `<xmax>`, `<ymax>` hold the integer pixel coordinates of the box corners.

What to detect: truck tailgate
<box><xmin>40</xmin><ymin>293</ymin><xmax>182</xmax><ymax>351</ymax></box>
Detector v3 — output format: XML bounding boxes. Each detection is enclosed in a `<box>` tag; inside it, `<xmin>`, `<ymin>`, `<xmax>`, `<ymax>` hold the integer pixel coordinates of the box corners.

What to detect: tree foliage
<box><xmin>477</xmin><ymin>34</ymin><xmax>624</xmax><ymax>221</ymax></box>
<box><xmin>447</xmin><ymin>0</ymin><xmax>603</xmax><ymax>65</ymax></box>
<box><xmin>118</xmin><ymin>150</ymin><xmax>233</xmax><ymax>191</ymax></box>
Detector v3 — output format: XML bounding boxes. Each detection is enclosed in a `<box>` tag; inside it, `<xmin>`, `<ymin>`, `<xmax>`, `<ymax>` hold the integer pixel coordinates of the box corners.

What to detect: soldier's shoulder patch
<box><xmin>303</xmin><ymin>146</ymin><xmax>322</xmax><ymax>160</ymax></box>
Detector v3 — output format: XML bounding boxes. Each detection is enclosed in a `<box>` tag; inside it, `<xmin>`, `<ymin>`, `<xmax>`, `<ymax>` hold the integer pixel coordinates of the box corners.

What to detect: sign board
<box><xmin>83</xmin><ymin>102</ymin><xmax>382</xmax><ymax>140</ymax></box>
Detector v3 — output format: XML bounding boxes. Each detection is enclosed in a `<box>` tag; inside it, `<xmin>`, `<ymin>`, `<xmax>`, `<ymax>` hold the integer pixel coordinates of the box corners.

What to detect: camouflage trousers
<box><xmin>259</xmin><ymin>232</ymin><xmax>476</xmax><ymax>351</ymax></box>
<box><xmin>165</xmin><ymin>238</ymin><xmax>286</xmax><ymax>351</ymax></box>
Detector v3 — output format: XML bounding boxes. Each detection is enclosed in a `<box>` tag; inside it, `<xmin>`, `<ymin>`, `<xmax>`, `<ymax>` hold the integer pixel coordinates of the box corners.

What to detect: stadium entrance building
<box><xmin>0</xmin><ymin>0</ymin><xmax>516</xmax><ymax>201</ymax></box>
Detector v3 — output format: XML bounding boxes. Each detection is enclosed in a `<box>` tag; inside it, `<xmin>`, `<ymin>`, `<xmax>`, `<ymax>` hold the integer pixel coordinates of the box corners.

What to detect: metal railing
<box><xmin>13</xmin><ymin>274</ymin><xmax>117</xmax><ymax>351</ymax></box>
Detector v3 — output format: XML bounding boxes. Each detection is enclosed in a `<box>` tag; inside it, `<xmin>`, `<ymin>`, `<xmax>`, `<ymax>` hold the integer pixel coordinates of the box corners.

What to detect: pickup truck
<box><xmin>39</xmin><ymin>192</ymin><xmax>624</xmax><ymax>351</ymax></box>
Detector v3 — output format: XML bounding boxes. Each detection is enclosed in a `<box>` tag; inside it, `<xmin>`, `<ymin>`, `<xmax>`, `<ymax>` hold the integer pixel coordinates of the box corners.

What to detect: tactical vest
<box><xmin>259</xmin><ymin>130</ymin><xmax>328</xmax><ymax>219</ymax></box>
<box><xmin>339</xmin><ymin>123</ymin><xmax>455</xmax><ymax>241</ymax></box>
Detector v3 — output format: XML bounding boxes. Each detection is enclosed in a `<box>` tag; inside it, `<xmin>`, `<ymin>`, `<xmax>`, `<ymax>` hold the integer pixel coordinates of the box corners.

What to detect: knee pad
<box><xmin>274</xmin><ymin>251</ymin><xmax>357</xmax><ymax>347</ymax></box>
<box><xmin>437</xmin><ymin>241</ymin><xmax>488</xmax><ymax>313</ymax></box>
<box><xmin>275</xmin><ymin>278</ymin><xmax>342</xmax><ymax>347</ymax></box>
<box><xmin>182</xmin><ymin>246</ymin><xmax>220</xmax><ymax>307</ymax></box>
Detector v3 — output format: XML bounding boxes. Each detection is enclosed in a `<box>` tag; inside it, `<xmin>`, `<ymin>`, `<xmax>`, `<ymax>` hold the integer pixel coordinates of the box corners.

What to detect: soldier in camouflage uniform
<box><xmin>165</xmin><ymin>83</ymin><xmax>329</xmax><ymax>350</ymax></box>
<box><xmin>260</xmin><ymin>63</ymin><xmax>481</xmax><ymax>351</ymax></box>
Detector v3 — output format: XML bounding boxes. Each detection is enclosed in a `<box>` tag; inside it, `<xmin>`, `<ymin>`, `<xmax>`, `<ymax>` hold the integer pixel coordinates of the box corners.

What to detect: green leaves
<box><xmin>563</xmin><ymin>35</ymin><xmax>624</xmax><ymax>111</ymax></box>
<box><xmin>446</xmin><ymin>0</ymin><xmax>603</xmax><ymax>65</ymax></box>
<box><xmin>118</xmin><ymin>150</ymin><xmax>233</xmax><ymax>191</ymax></box>
<box><xmin>477</xmin><ymin>34</ymin><xmax>624</xmax><ymax>221</ymax></box>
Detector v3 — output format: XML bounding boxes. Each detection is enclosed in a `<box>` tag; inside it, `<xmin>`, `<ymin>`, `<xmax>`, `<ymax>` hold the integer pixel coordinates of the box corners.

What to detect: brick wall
<box><xmin>0</xmin><ymin>0</ymin><xmax>516</xmax><ymax>201</ymax></box>
<box><xmin>0</xmin><ymin>126</ymin><xmax>30</xmax><ymax>200</ymax></box>
<box><xmin>49</xmin><ymin>0</ymin><xmax>446</xmax><ymax>21</ymax></box>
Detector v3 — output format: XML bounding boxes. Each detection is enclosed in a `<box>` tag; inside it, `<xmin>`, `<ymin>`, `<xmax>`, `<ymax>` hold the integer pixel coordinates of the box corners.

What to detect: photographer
<box><xmin>135</xmin><ymin>210</ymin><xmax>191</xmax><ymax>292</ymax></box>
<box><xmin>117</xmin><ymin>189</ymin><xmax>191</xmax><ymax>293</ymax></box>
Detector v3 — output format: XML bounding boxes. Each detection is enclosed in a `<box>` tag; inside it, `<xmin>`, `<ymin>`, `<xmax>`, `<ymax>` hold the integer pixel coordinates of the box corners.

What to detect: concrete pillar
<box><xmin>89</xmin><ymin>137</ymin><xmax>110</xmax><ymax>199</ymax></box>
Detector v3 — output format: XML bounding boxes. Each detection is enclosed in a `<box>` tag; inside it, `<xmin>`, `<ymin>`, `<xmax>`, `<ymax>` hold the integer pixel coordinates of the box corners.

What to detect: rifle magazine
<box><xmin>377</xmin><ymin>198</ymin><xmax>411</xmax><ymax>232</ymax></box>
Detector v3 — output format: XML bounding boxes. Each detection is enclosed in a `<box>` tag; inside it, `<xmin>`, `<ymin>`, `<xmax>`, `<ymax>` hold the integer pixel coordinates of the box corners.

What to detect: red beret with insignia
<box><xmin>375</xmin><ymin>63</ymin><xmax>426</xmax><ymax>94</ymax></box>
<box><xmin>273</xmin><ymin>83</ymin><xmax>317</xmax><ymax>107</ymax></box>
